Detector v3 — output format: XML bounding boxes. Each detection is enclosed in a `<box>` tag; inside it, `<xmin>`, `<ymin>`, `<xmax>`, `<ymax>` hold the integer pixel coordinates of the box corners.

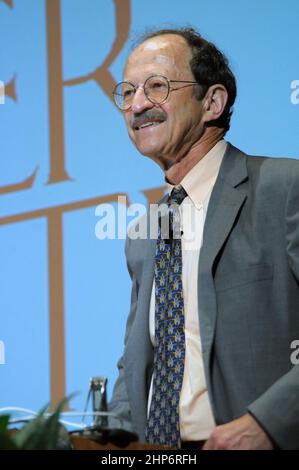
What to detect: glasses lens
<box><xmin>144</xmin><ymin>76</ymin><xmax>169</xmax><ymax>104</ymax></box>
<box><xmin>113</xmin><ymin>82</ymin><xmax>135</xmax><ymax>110</ymax></box>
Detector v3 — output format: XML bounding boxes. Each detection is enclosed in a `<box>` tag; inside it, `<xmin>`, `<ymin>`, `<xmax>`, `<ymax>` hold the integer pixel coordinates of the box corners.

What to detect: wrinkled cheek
<box><xmin>127</xmin><ymin>127</ymin><xmax>136</xmax><ymax>144</ymax></box>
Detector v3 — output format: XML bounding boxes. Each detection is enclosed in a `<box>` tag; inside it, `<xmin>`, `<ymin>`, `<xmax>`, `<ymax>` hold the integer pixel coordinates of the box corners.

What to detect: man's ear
<box><xmin>202</xmin><ymin>84</ymin><xmax>228</xmax><ymax>123</ymax></box>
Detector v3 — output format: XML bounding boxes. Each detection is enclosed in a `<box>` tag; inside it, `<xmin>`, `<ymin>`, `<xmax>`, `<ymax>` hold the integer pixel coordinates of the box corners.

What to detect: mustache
<box><xmin>131</xmin><ymin>110</ymin><xmax>167</xmax><ymax>128</ymax></box>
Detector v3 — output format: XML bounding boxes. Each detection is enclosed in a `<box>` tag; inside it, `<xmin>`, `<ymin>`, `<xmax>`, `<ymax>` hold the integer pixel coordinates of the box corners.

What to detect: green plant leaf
<box><xmin>0</xmin><ymin>415</ymin><xmax>18</xmax><ymax>450</ymax></box>
<box><xmin>13</xmin><ymin>394</ymin><xmax>76</xmax><ymax>450</ymax></box>
<box><xmin>0</xmin><ymin>415</ymin><xmax>10</xmax><ymax>434</ymax></box>
<box><xmin>13</xmin><ymin>405</ymin><xmax>48</xmax><ymax>449</ymax></box>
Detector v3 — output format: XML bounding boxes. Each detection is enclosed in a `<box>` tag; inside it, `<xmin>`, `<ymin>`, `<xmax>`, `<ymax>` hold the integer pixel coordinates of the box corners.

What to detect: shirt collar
<box><xmin>166</xmin><ymin>139</ymin><xmax>227</xmax><ymax>209</ymax></box>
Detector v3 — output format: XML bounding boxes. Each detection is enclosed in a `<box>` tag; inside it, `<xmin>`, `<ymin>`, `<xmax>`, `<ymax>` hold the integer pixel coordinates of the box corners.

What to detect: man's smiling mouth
<box><xmin>135</xmin><ymin>121</ymin><xmax>164</xmax><ymax>130</ymax></box>
<box><xmin>132</xmin><ymin>110</ymin><xmax>167</xmax><ymax>131</ymax></box>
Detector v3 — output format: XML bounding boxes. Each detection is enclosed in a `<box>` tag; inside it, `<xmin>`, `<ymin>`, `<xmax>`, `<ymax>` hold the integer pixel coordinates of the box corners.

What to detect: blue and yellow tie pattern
<box><xmin>146</xmin><ymin>186</ymin><xmax>187</xmax><ymax>448</ymax></box>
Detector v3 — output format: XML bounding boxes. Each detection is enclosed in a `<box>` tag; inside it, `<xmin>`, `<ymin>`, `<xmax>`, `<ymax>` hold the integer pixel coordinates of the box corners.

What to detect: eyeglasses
<box><xmin>112</xmin><ymin>74</ymin><xmax>198</xmax><ymax>111</ymax></box>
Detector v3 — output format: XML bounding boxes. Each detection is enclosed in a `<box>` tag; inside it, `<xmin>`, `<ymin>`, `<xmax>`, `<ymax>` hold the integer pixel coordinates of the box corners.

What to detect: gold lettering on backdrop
<box><xmin>5</xmin><ymin>75</ymin><xmax>17</xmax><ymax>101</ymax></box>
<box><xmin>45</xmin><ymin>0</ymin><xmax>130</xmax><ymax>183</ymax></box>
<box><xmin>2</xmin><ymin>0</ymin><xmax>132</xmax><ymax>409</ymax></box>
<box><xmin>142</xmin><ymin>186</ymin><xmax>166</xmax><ymax>205</ymax></box>
<box><xmin>0</xmin><ymin>81</ymin><xmax>3</xmax><ymax>104</ymax></box>
<box><xmin>0</xmin><ymin>1</ymin><xmax>37</xmax><ymax>196</ymax></box>
<box><xmin>0</xmin><ymin>193</ymin><xmax>128</xmax><ymax>409</ymax></box>
<box><xmin>46</xmin><ymin>0</ymin><xmax>71</xmax><ymax>184</ymax></box>
<box><xmin>0</xmin><ymin>168</ymin><xmax>38</xmax><ymax>195</ymax></box>
<box><xmin>63</xmin><ymin>0</ymin><xmax>131</xmax><ymax>104</ymax></box>
<box><xmin>0</xmin><ymin>0</ymin><xmax>14</xmax><ymax>8</ymax></box>
<box><xmin>0</xmin><ymin>1</ymin><xmax>34</xmax><ymax>195</ymax></box>
<box><xmin>48</xmin><ymin>209</ymin><xmax>66</xmax><ymax>410</ymax></box>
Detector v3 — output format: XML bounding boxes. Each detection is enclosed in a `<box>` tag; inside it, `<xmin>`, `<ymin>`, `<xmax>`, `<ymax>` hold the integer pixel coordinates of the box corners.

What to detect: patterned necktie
<box><xmin>146</xmin><ymin>186</ymin><xmax>187</xmax><ymax>448</ymax></box>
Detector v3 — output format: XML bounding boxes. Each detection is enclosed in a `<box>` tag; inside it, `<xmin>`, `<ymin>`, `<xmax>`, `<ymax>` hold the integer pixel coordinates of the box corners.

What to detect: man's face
<box><xmin>123</xmin><ymin>35</ymin><xmax>207</xmax><ymax>169</ymax></box>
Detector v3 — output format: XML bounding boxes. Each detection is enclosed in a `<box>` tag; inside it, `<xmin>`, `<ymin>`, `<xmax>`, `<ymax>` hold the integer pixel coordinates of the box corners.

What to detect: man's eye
<box><xmin>123</xmin><ymin>89</ymin><xmax>134</xmax><ymax>98</ymax></box>
<box><xmin>151</xmin><ymin>81</ymin><xmax>165</xmax><ymax>89</ymax></box>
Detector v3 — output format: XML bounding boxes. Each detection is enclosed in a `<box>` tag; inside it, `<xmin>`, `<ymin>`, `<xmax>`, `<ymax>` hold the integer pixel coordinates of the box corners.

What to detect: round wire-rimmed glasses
<box><xmin>112</xmin><ymin>74</ymin><xmax>198</xmax><ymax>111</ymax></box>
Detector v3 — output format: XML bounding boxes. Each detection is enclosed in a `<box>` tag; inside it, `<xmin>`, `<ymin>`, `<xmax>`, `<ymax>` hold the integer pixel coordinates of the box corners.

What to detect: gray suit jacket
<box><xmin>109</xmin><ymin>143</ymin><xmax>299</xmax><ymax>449</ymax></box>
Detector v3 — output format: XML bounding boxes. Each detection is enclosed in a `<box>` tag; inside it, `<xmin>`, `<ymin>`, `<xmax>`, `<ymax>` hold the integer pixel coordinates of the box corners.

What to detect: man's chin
<box><xmin>137</xmin><ymin>148</ymin><xmax>168</xmax><ymax>170</ymax></box>
<box><xmin>129</xmin><ymin>135</ymin><xmax>166</xmax><ymax>167</ymax></box>
<box><xmin>136</xmin><ymin>144</ymin><xmax>159</xmax><ymax>159</ymax></box>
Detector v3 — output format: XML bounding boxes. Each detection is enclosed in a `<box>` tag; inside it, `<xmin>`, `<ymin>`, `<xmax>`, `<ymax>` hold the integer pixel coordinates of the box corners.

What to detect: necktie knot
<box><xmin>168</xmin><ymin>186</ymin><xmax>187</xmax><ymax>206</ymax></box>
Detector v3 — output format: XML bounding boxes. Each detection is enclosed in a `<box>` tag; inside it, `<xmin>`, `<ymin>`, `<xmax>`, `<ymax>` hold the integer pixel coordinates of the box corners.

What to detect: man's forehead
<box><xmin>139</xmin><ymin>34</ymin><xmax>187</xmax><ymax>51</ymax></box>
<box><xmin>126</xmin><ymin>52</ymin><xmax>175</xmax><ymax>68</ymax></box>
<box><xmin>125</xmin><ymin>35</ymin><xmax>191</xmax><ymax>75</ymax></box>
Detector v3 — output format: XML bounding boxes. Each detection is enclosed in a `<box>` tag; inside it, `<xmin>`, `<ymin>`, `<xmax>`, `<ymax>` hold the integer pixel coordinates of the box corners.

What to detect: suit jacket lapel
<box><xmin>198</xmin><ymin>143</ymin><xmax>248</xmax><ymax>388</ymax></box>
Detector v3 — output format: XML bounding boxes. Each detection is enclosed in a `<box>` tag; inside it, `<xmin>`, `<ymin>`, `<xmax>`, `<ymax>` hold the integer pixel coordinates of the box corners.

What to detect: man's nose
<box><xmin>130</xmin><ymin>87</ymin><xmax>153</xmax><ymax>114</ymax></box>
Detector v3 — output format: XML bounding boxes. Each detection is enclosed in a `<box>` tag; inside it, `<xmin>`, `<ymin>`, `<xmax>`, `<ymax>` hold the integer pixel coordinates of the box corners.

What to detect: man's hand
<box><xmin>202</xmin><ymin>413</ymin><xmax>274</xmax><ymax>450</ymax></box>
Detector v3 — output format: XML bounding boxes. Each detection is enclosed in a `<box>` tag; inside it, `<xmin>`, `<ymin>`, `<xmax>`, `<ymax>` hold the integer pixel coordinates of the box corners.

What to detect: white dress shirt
<box><xmin>148</xmin><ymin>139</ymin><xmax>227</xmax><ymax>441</ymax></box>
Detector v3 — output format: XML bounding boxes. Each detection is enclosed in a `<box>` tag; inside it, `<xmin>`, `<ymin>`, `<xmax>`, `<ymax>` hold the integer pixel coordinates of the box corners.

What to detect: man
<box><xmin>109</xmin><ymin>27</ymin><xmax>299</xmax><ymax>450</ymax></box>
